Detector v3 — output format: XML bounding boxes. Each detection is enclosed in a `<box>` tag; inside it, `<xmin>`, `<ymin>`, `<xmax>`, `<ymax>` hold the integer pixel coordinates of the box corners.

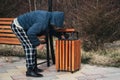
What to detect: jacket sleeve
<box><xmin>27</xmin><ymin>23</ymin><xmax>46</xmax><ymax>47</ymax></box>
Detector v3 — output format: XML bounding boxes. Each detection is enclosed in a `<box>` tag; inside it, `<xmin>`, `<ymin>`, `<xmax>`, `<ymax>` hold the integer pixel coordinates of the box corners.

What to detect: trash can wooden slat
<box><xmin>55</xmin><ymin>39</ymin><xmax>81</xmax><ymax>72</ymax></box>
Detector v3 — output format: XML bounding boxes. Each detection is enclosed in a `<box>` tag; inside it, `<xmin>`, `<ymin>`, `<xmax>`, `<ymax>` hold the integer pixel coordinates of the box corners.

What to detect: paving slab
<box><xmin>11</xmin><ymin>74</ymin><xmax>27</xmax><ymax>80</ymax></box>
<box><xmin>0</xmin><ymin>57</ymin><xmax>120</xmax><ymax>80</ymax></box>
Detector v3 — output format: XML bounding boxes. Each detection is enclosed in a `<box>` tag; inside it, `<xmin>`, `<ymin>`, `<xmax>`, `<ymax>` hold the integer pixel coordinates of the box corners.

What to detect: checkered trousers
<box><xmin>11</xmin><ymin>23</ymin><xmax>37</xmax><ymax>69</ymax></box>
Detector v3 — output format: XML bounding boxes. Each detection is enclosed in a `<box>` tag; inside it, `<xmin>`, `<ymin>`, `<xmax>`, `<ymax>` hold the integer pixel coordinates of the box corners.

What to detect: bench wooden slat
<box><xmin>0</xmin><ymin>18</ymin><xmax>47</xmax><ymax>45</ymax></box>
<box><xmin>0</xmin><ymin>18</ymin><xmax>14</xmax><ymax>21</ymax></box>
<box><xmin>0</xmin><ymin>34</ymin><xmax>16</xmax><ymax>37</ymax></box>
<box><xmin>0</xmin><ymin>37</ymin><xmax>20</xmax><ymax>45</ymax></box>
<box><xmin>0</xmin><ymin>29</ymin><xmax>13</xmax><ymax>33</ymax></box>
<box><xmin>0</xmin><ymin>22</ymin><xmax>12</xmax><ymax>25</ymax></box>
<box><xmin>0</xmin><ymin>33</ymin><xmax>46</xmax><ymax>39</ymax></box>
<box><xmin>0</xmin><ymin>26</ymin><xmax>11</xmax><ymax>29</ymax></box>
<box><xmin>0</xmin><ymin>37</ymin><xmax>46</xmax><ymax>45</ymax></box>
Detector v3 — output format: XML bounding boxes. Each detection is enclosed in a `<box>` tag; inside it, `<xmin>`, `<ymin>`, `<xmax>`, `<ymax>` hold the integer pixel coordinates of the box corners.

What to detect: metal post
<box><xmin>48</xmin><ymin>0</ymin><xmax>52</xmax><ymax>12</ymax></box>
<box><xmin>49</xmin><ymin>33</ymin><xmax>55</xmax><ymax>64</ymax></box>
<box><xmin>48</xmin><ymin>0</ymin><xmax>55</xmax><ymax>64</ymax></box>
<box><xmin>46</xmin><ymin>0</ymin><xmax>55</xmax><ymax>66</ymax></box>
<box><xmin>46</xmin><ymin>31</ymin><xmax>50</xmax><ymax>66</ymax></box>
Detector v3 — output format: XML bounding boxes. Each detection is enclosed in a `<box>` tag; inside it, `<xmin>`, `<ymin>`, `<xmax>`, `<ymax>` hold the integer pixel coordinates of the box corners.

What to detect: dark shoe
<box><xmin>35</xmin><ymin>68</ymin><xmax>43</xmax><ymax>72</ymax></box>
<box><xmin>26</xmin><ymin>70</ymin><xmax>43</xmax><ymax>77</ymax></box>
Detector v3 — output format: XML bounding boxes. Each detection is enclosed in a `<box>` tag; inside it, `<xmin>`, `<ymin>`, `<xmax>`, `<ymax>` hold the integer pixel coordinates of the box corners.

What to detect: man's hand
<box><xmin>37</xmin><ymin>44</ymin><xmax>45</xmax><ymax>50</ymax></box>
<box><xmin>61</xmin><ymin>35</ymin><xmax>65</xmax><ymax>39</ymax></box>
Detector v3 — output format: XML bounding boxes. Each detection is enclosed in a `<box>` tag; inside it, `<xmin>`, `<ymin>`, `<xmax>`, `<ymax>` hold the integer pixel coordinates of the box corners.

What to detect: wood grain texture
<box><xmin>55</xmin><ymin>40</ymin><xmax>81</xmax><ymax>72</ymax></box>
<box><xmin>0</xmin><ymin>18</ymin><xmax>46</xmax><ymax>45</ymax></box>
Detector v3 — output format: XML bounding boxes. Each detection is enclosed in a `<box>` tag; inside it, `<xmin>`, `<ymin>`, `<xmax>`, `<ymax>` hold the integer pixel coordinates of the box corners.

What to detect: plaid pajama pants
<box><xmin>11</xmin><ymin>23</ymin><xmax>37</xmax><ymax>70</ymax></box>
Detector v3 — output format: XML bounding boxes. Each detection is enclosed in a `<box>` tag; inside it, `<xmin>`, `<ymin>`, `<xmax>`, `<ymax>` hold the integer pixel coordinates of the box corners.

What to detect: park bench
<box><xmin>0</xmin><ymin>18</ymin><xmax>49</xmax><ymax>66</ymax></box>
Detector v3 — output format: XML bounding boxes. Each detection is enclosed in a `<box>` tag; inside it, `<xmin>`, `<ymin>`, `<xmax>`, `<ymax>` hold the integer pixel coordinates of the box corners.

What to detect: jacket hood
<box><xmin>50</xmin><ymin>11</ymin><xmax>64</xmax><ymax>28</ymax></box>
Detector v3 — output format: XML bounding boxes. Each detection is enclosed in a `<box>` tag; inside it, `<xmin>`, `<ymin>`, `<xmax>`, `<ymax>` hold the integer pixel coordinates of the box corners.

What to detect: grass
<box><xmin>81</xmin><ymin>48</ymin><xmax>120</xmax><ymax>67</ymax></box>
<box><xmin>0</xmin><ymin>44</ymin><xmax>120</xmax><ymax>67</ymax></box>
<box><xmin>0</xmin><ymin>45</ymin><xmax>46</xmax><ymax>59</ymax></box>
<box><xmin>0</xmin><ymin>45</ymin><xmax>24</xmax><ymax>57</ymax></box>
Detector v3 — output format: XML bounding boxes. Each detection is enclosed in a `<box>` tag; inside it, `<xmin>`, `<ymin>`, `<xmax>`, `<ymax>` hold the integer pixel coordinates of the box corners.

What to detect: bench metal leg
<box><xmin>37</xmin><ymin>61</ymin><xmax>48</xmax><ymax>65</ymax></box>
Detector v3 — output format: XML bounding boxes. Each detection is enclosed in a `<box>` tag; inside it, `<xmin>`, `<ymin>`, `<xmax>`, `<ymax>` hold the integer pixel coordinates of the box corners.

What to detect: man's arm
<box><xmin>27</xmin><ymin>23</ymin><xmax>46</xmax><ymax>47</ymax></box>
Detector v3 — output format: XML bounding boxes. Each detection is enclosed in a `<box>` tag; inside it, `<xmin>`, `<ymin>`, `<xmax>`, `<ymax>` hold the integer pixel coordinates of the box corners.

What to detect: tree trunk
<box><xmin>34</xmin><ymin>0</ymin><xmax>37</xmax><ymax>10</ymax></box>
<box><xmin>28</xmin><ymin>0</ymin><xmax>32</xmax><ymax>11</ymax></box>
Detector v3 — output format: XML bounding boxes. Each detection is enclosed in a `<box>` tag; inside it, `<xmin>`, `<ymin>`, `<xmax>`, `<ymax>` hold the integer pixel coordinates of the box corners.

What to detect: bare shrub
<box><xmin>0</xmin><ymin>0</ymin><xmax>120</xmax><ymax>51</ymax></box>
<box><xmin>79</xmin><ymin>0</ymin><xmax>120</xmax><ymax>51</ymax></box>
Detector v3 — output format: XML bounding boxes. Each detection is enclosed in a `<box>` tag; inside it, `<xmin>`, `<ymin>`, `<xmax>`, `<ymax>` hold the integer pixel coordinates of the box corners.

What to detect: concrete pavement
<box><xmin>0</xmin><ymin>57</ymin><xmax>120</xmax><ymax>80</ymax></box>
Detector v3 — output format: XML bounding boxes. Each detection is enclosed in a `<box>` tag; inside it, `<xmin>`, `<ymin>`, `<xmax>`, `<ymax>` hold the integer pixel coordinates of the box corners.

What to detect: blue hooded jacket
<box><xmin>17</xmin><ymin>10</ymin><xmax>64</xmax><ymax>47</ymax></box>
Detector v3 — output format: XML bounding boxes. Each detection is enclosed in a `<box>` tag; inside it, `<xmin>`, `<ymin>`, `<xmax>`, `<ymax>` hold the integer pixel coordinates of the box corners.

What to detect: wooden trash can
<box><xmin>55</xmin><ymin>28</ymin><xmax>81</xmax><ymax>73</ymax></box>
